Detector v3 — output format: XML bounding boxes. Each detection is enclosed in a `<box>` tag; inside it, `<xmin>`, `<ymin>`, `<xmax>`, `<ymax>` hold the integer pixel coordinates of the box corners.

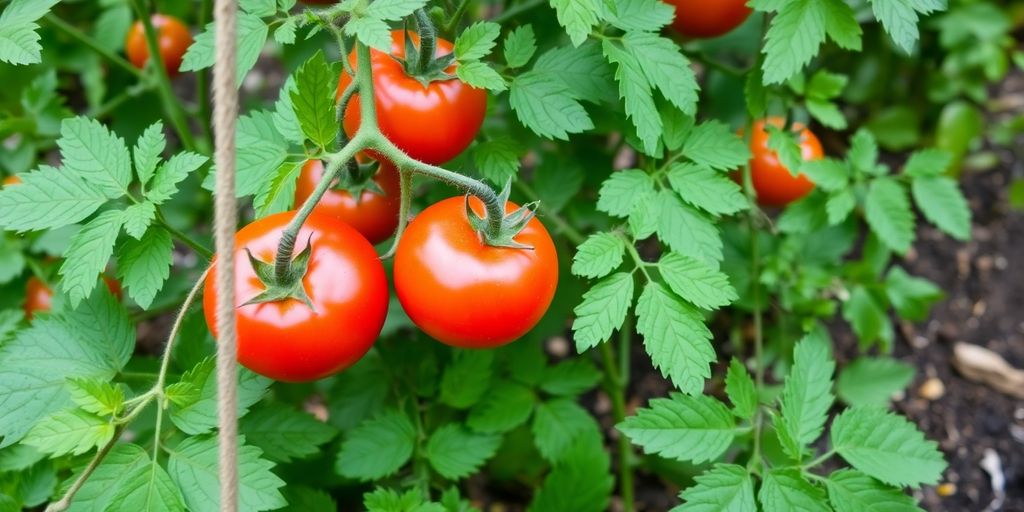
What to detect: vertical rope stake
<box><xmin>212</xmin><ymin>0</ymin><xmax>239</xmax><ymax>510</ymax></box>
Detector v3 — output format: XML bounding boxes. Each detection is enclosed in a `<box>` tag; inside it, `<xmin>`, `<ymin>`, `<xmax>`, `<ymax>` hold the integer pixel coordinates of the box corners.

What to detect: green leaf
<box><xmin>62</xmin><ymin>443</ymin><xmax>148</xmax><ymax>512</ymax></box>
<box><xmin>147</xmin><ymin>152</ymin><xmax>208</xmax><ymax>204</ymax></box>
<box><xmin>655</xmin><ymin>190</ymin><xmax>723</xmax><ymax>266</ymax></box>
<box><xmin>603</xmin><ymin>39</ymin><xmax>660</xmax><ymax>154</ymax></box>
<box><xmin>618</xmin><ymin>393</ymin><xmax>735</xmax><ymax>463</ymax></box>
<box><xmin>885</xmin><ymin>266</ymin><xmax>944</xmax><ymax>321</ymax></box>
<box><xmin>503</xmin><ymin>25</ymin><xmax>537</xmax><ymax>68</ymax></box>
<box><xmin>778</xmin><ymin>193</ymin><xmax>829</xmax><ymax>234</ymax></box>
<box><xmin>801</xmin><ymin>158</ymin><xmax>848</xmax><ymax>192</ymax></box>
<box><xmin>572</xmin><ymin>272</ymin><xmax>634</xmax><ymax>352</ymax></box>
<box><xmin>572</xmin><ymin>232</ymin><xmax>626</xmax><ymax>279</ymax></box>
<box><xmin>456</xmin><ymin>60</ymin><xmax>507</xmax><ymax>92</ymax></box>
<box><xmin>674</xmin><ymin>464</ymin><xmax>756</xmax><ymax>512</ymax></box>
<box><xmin>23</xmin><ymin>409</ymin><xmax>114</xmax><ymax>456</ymax></box>
<box><xmin>528</xmin><ymin>430</ymin><xmax>612</xmax><ymax>512</ymax></box>
<box><xmin>826</xmin><ymin>469</ymin><xmax>924</xmax><ymax>512</ymax></box>
<box><xmin>533</xmin><ymin>43</ymin><xmax>616</xmax><ymax>104</ymax></box>
<box><xmin>290</xmin><ymin>51</ymin><xmax>338</xmax><ymax>149</ymax></box>
<box><xmin>0</xmin><ymin>0</ymin><xmax>61</xmax><ymax>65</ymax></box>
<box><xmin>807</xmin><ymin>98</ymin><xmax>847</xmax><ymax>129</ymax></box>
<box><xmin>842</xmin><ymin>286</ymin><xmax>890</xmax><ymax>348</ymax></box>
<box><xmin>807</xmin><ymin>70</ymin><xmax>848</xmax><ymax>99</ymax></box>
<box><xmin>58</xmin><ymin>117</ymin><xmax>131</xmax><ymax>198</ymax></box>
<box><xmin>180</xmin><ymin>14</ymin><xmax>269</xmax><ymax>86</ymax></box>
<box><xmin>659</xmin><ymin>252</ymin><xmax>737</xmax><ymax>311</ymax></box>
<box><xmin>117</xmin><ymin>227</ymin><xmax>174</xmax><ymax>309</ymax></box>
<box><xmin>336</xmin><ymin>411</ymin><xmax>416</xmax><ymax>480</ymax></box>
<box><xmin>345</xmin><ymin>16</ymin><xmax>392</xmax><ymax>52</ymax></box>
<box><xmin>365</xmin><ymin>0</ymin><xmax>427</xmax><ymax>20</ymax></box>
<box><xmin>760</xmin><ymin>0</ymin><xmax>861</xmax><ymax>84</ymax></box>
<box><xmin>725</xmin><ymin>359</ymin><xmax>757</xmax><ymax>420</ymax></box>
<box><xmin>867</xmin><ymin>0</ymin><xmax>943</xmax><ymax>54</ymax></box>
<box><xmin>682</xmin><ymin>121</ymin><xmax>749</xmax><ymax>171</ymax></box>
<box><xmin>758</xmin><ymin>469</ymin><xmax>829</xmax><ymax>512</ymax></box>
<box><xmin>532</xmin><ymin>399</ymin><xmax>599</xmax><ymax>462</ymax></box>
<box><xmin>903</xmin><ymin>148</ymin><xmax>951</xmax><ymax>178</ymax></box>
<box><xmin>597</xmin><ymin>169</ymin><xmax>654</xmax><ymax>217</ymax></box>
<box><xmin>454</xmin><ymin>21</ymin><xmax>501</xmax><ymax>61</ymax></box>
<box><xmin>826</xmin><ymin>189</ymin><xmax>856</xmax><ymax>225</ymax></box>
<box><xmin>510</xmin><ymin>71</ymin><xmax>593</xmax><ymax>140</ymax></box>
<box><xmin>836</xmin><ymin>357</ymin><xmax>915</xmax><ymax>408</ymax></box>
<box><xmin>121</xmin><ymin>201</ymin><xmax>156</xmax><ymax>240</ymax></box>
<box><xmin>274</xmin><ymin>17</ymin><xmax>297</xmax><ymax>45</ymax></box>
<box><xmin>240</xmin><ymin>0</ymin><xmax>276</xmax><ymax>16</ymax></box>
<box><xmin>67</xmin><ymin>378</ymin><xmax>124</xmax><ymax>416</ymax></box>
<box><xmin>133</xmin><ymin>122</ymin><xmax>166</xmax><ymax>187</ymax></box>
<box><xmin>550</xmin><ymin>0</ymin><xmax>600</xmax><ymax>46</ymax></box>
<box><xmin>912</xmin><ymin>176</ymin><xmax>970</xmax><ymax>240</ymax></box>
<box><xmin>779</xmin><ymin>334</ymin><xmax>834</xmax><ymax>458</ymax></box>
<box><xmin>364</xmin><ymin>488</ymin><xmax>441</xmax><ymax>512</ymax></box>
<box><xmin>168</xmin><ymin>358</ymin><xmax>271</xmax><ymax>435</ymax></box>
<box><xmin>229</xmin><ymin>111</ymin><xmax>289</xmax><ymax>197</ymax></box>
<box><xmin>848</xmin><ymin>129</ymin><xmax>879</xmax><ymax>173</ymax></box>
<box><xmin>60</xmin><ymin>284</ymin><xmax>136</xmax><ymax>369</ymax></box>
<box><xmin>327</xmin><ymin>352</ymin><xmax>390</xmax><ymax>430</ymax></box>
<box><xmin>440</xmin><ymin>350</ymin><xmax>494</xmax><ymax>409</ymax></box>
<box><xmin>0</xmin><ymin>165</ymin><xmax>108</xmax><ymax>231</ymax></box>
<box><xmin>467</xmin><ymin>381</ymin><xmax>535</xmax><ymax>434</ymax></box>
<box><xmin>540</xmin><ymin>359</ymin><xmax>601</xmax><ymax>396</ymax></box>
<box><xmin>621</xmin><ymin>32</ymin><xmax>698</xmax><ymax>115</ymax></box>
<box><xmin>831</xmin><ymin>407</ymin><xmax>946</xmax><ymax>487</ymax></box>
<box><xmin>602</xmin><ymin>0</ymin><xmax>675</xmax><ymax>32</ymax></box>
<box><xmin>865</xmin><ymin>177</ymin><xmax>915</xmax><ymax>254</ymax></box>
<box><xmin>473</xmin><ymin>138</ymin><xmax>521</xmax><ymax>185</ymax></box>
<box><xmin>168</xmin><ymin>435</ymin><xmax>286</xmax><ymax>512</ymax></box>
<box><xmin>636</xmin><ymin>283</ymin><xmax>715</xmax><ymax>394</ymax></box>
<box><xmin>240</xmin><ymin>404</ymin><xmax>338</xmax><ymax>463</ymax></box>
<box><xmin>109</xmin><ymin>461</ymin><xmax>187</xmax><ymax>512</ymax></box>
<box><xmin>58</xmin><ymin>210</ymin><xmax>124</xmax><ymax>306</ymax></box>
<box><xmin>280</xmin><ymin>487</ymin><xmax>337</xmax><ymax>512</ymax></box>
<box><xmin>253</xmin><ymin>160</ymin><xmax>301</xmax><ymax>218</ymax></box>
<box><xmin>426</xmin><ymin>424</ymin><xmax>501</xmax><ymax>480</ymax></box>
<box><xmin>766</xmin><ymin>127</ymin><xmax>804</xmax><ymax>177</ymax></box>
<box><xmin>667</xmin><ymin>163</ymin><xmax>747</xmax><ymax>216</ymax></box>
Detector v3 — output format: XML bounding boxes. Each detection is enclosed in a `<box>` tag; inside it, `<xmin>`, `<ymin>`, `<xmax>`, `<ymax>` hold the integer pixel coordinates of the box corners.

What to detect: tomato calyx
<box><xmin>240</xmin><ymin>235</ymin><xmax>316</xmax><ymax>310</ymax></box>
<box><xmin>331</xmin><ymin>160</ymin><xmax>385</xmax><ymax>204</ymax></box>
<box><xmin>391</xmin><ymin>13</ymin><xmax>456</xmax><ymax>88</ymax></box>
<box><xmin>465</xmin><ymin>183</ymin><xmax>540</xmax><ymax>250</ymax></box>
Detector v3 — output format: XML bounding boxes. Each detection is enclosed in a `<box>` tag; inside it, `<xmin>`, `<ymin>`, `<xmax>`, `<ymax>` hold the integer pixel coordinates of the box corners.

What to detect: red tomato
<box><xmin>125</xmin><ymin>14</ymin><xmax>192</xmax><ymax>76</ymax></box>
<box><xmin>294</xmin><ymin>159</ymin><xmax>401</xmax><ymax>245</ymax></box>
<box><xmin>394</xmin><ymin>197</ymin><xmax>558</xmax><ymax>348</ymax></box>
<box><xmin>337</xmin><ymin>30</ymin><xmax>487</xmax><ymax>165</ymax></box>
<box><xmin>203</xmin><ymin>211</ymin><xmax>388</xmax><ymax>382</ymax></box>
<box><xmin>666</xmin><ymin>0</ymin><xmax>752</xmax><ymax>39</ymax></box>
<box><xmin>24</xmin><ymin>276</ymin><xmax>121</xmax><ymax>319</ymax></box>
<box><xmin>747</xmin><ymin>118</ymin><xmax>825</xmax><ymax>207</ymax></box>
<box><xmin>2</xmin><ymin>175</ymin><xmax>20</xmax><ymax>187</ymax></box>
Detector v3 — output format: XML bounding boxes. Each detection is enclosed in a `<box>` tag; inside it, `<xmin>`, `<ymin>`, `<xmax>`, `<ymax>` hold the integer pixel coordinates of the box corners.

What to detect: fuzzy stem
<box><xmin>442</xmin><ymin>0</ymin><xmax>472</xmax><ymax>35</ymax></box>
<box><xmin>381</xmin><ymin>169</ymin><xmax>413</xmax><ymax>259</ymax></box>
<box><xmin>413</xmin><ymin>10</ymin><xmax>437</xmax><ymax>75</ymax></box>
<box><xmin>601</xmin><ymin>316</ymin><xmax>635</xmax><ymax>512</ymax></box>
<box><xmin>44</xmin><ymin>14</ymin><xmax>142</xmax><ymax>78</ymax></box>
<box><xmin>157</xmin><ymin>212</ymin><xmax>213</xmax><ymax>260</ymax></box>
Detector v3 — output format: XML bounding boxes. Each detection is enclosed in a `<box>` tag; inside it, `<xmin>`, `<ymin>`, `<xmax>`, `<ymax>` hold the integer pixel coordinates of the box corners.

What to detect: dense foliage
<box><xmin>0</xmin><ymin>0</ymin><xmax>1020</xmax><ymax>510</ymax></box>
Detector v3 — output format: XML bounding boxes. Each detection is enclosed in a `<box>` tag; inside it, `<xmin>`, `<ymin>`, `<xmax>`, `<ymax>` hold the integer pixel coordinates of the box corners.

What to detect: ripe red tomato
<box><xmin>125</xmin><ymin>14</ymin><xmax>192</xmax><ymax>77</ymax></box>
<box><xmin>747</xmin><ymin>118</ymin><xmax>825</xmax><ymax>207</ymax></box>
<box><xmin>666</xmin><ymin>0</ymin><xmax>752</xmax><ymax>39</ymax></box>
<box><xmin>337</xmin><ymin>30</ymin><xmax>487</xmax><ymax>165</ymax></box>
<box><xmin>394</xmin><ymin>197</ymin><xmax>558</xmax><ymax>348</ymax></box>
<box><xmin>294</xmin><ymin>159</ymin><xmax>401</xmax><ymax>245</ymax></box>
<box><xmin>2</xmin><ymin>175</ymin><xmax>20</xmax><ymax>187</ymax></box>
<box><xmin>24</xmin><ymin>276</ymin><xmax>121</xmax><ymax>319</ymax></box>
<box><xmin>203</xmin><ymin>211</ymin><xmax>388</xmax><ymax>382</ymax></box>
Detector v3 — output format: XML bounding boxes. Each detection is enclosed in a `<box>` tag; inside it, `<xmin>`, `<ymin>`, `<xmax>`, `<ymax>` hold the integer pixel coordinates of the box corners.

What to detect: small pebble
<box><xmin>546</xmin><ymin>336</ymin><xmax>569</xmax><ymax>358</ymax></box>
<box><xmin>937</xmin><ymin>483</ymin><xmax>957</xmax><ymax>497</ymax></box>
<box><xmin>919</xmin><ymin>378</ymin><xmax>946</xmax><ymax>401</ymax></box>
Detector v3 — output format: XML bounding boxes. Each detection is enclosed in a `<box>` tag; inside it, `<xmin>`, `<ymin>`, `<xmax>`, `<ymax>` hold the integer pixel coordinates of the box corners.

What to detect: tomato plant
<box><xmin>395</xmin><ymin>196</ymin><xmax>558</xmax><ymax>348</ymax></box>
<box><xmin>203</xmin><ymin>211</ymin><xmax>389</xmax><ymax>382</ymax></box>
<box><xmin>294</xmin><ymin>158</ymin><xmax>401</xmax><ymax>245</ymax></box>
<box><xmin>124</xmin><ymin>14</ymin><xmax>191</xmax><ymax>77</ymax></box>
<box><xmin>1</xmin><ymin>0</ymin><xmax>1012</xmax><ymax>510</ymax></box>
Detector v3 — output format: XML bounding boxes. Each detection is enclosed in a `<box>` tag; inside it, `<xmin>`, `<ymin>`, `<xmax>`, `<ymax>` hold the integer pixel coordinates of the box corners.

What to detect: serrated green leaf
<box><xmin>602</xmin><ymin>0</ymin><xmax>675</xmax><ymax>32</ymax></box>
<box><xmin>532</xmin><ymin>399</ymin><xmax>599</xmax><ymax>462</ymax></box>
<box><xmin>618</xmin><ymin>393</ymin><xmax>735</xmax><ymax>463</ymax></box>
<box><xmin>826</xmin><ymin>469</ymin><xmax>924</xmax><ymax>512</ymax></box>
<box><xmin>867</xmin><ymin>0</ymin><xmax>943</xmax><ymax>54</ymax></box>
<box><xmin>884</xmin><ymin>266</ymin><xmax>943</xmax><ymax>321</ymax></box>
<box><xmin>831</xmin><ymin>407</ymin><xmax>946</xmax><ymax>487</ymax></box>
<box><xmin>510</xmin><ymin>71</ymin><xmax>593</xmax><ymax>140</ymax></box>
<box><xmin>540</xmin><ymin>359</ymin><xmax>601</xmax><ymax>396</ymax></box>
<box><xmin>725</xmin><ymin>359</ymin><xmax>757</xmax><ymax>420</ymax></box>
<box><xmin>912</xmin><ymin>176</ymin><xmax>970</xmax><ymax>240</ymax></box>
<box><xmin>117</xmin><ymin>226</ymin><xmax>173</xmax><ymax>309</ymax></box>
<box><xmin>761</xmin><ymin>0</ymin><xmax>861</xmax><ymax>84</ymax></box>
<box><xmin>656</xmin><ymin>190</ymin><xmax>723</xmax><ymax>266</ymax></box>
<box><xmin>454</xmin><ymin>21</ymin><xmax>500</xmax><ymax>61</ymax></box>
<box><xmin>621</xmin><ymin>32</ymin><xmax>698</xmax><ymax>115</ymax></box>
<box><xmin>674</xmin><ymin>464</ymin><xmax>755</xmax><ymax>512</ymax></box>
<box><xmin>456</xmin><ymin>60</ymin><xmax>507</xmax><ymax>92</ymax></box>
<box><xmin>240</xmin><ymin>0</ymin><xmax>276</xmax><ymax>16</ymax></box>
<box><xmin>67</xmin><ymin>378</ymin><xmax>124</xmax><ymax>416</ymax></box>
<box><xmin>58</xmin><ymin>117</ymin><xmax>131</xmax><ymax>198</ymax></box>
<box><xmin>274</xmin><ymin>17</ymin><xmax>297</xmax><ymax>44</ymax></box>
<box><xmin>426</xmin><ymin>424</ymin><xmax>501</xmax><ymax>479</ymax></box>
<box><xmin>659</xmin><ymin>252</ymin><xmax>737</xmax><ymax>310</ymax></box>
<box><xmin>0</xmin><ymin>0</ymin><xmax>61</xmax><ymax>65</ymax></box>
<box><xmin>836</xmin><ymin>357</ymin><xmax>915</xmax><ymax>408</ymax></box>
<box><xmin>902</xmin><ymin>148</ymin><xmax>951</xmax><ymax>178</ymax></box>
<box><xmin>58</xmin><ymin>210</ymin><xmax>124</xmax><ymax>306</ymax></box>
<box><xmin>668</xmin><ymin>163</ymin><xmax>747</xmax><ymax>216</ymax></box>
<box><xmin>180</xmin><ymin>14</ymin><xmax>269</xmax><ymax>86</ymax></box>
<box><xmin>807</xmin><ymin>98</ymin><xmax>847</xmax><ymax>129</ymax></box>
<box><xmin>147</xmin><ymin>152</ymin><xmax>208</xmax><ymax>204</ymax></box>
<box><xmin>597</xmin><ymin>169</ymin><xmax>654</xmax><ymax>217</ymax></box>
<box><xmin>758</xmin><ymin>469</ymin><xmax>829</xmax><ymax>512</ymax></box>
<box><xmin>133</xmin><ymin>122</ymin><xmax>166</xmax><ymax>187</ymax></box>
<box><xmin>503</xmin><ymin>25</ymin><xmax>537</xmax><ymax>68</ymax></box>
<box><xmin>291</xmin><ymin>51</ymin><xmax>338</xmax><ymax>149</ymax></box>
<box><xmin>603</xmin><ymin>39</ymin><xmax>660</xmax><ymax>154</ymax></box>
<box><xmin>533</xmin><ymin>43</ymin><xmax>616</xmax><ymax>104</ymax></box>
<box><xmin>467</xmin><ymin>381</ymin><xmax>535</xmax><ymax>433</ymax></box>
<box><xmin>550</xmin><ymin>0</ymin><xmax>600</xmax><ymax>46</ymax></box>
<box><xmin>572</xmin><ymin>232</ymin><xmax>626</xmax><ymax>279</ymax></box>
<box><xmin>779</xmin><ymin>334</ymin><xmax>834</xmax><ymax>458</ymax></box>
<box><xmin>848</xmin><ymin>129</ymin><xmax>879</xmax><ymax>173</ymax></box>
<box><xmin>240</xmin><ymin>404</ymin><xmax>338</xmax><ymax>463</ymax></box>
<box><xmin>636</xmin><ymin>283</ymin><xmax>715</xmax><ymax>394</ymax></box>
<box><xmin>168</xmin><ymin>435</ymin><xmax>286</xmax><ymax>512</ymax></box>
<box><xmin>346</xmin><ymin>16</ymin><xmax>392</xmax><ymax>52</ymax></box>
<box><xmin>440</xmin><ymin>350</ymin><xmax>494</xmax><ymax>409</ymax></box>
<box><xmin>572</xmin><ymin>272</ymin><xmax>634</xmax><ymax>352</ymax></box>
<box><xmin>168</xmin><ymin>358</ymin><xmax>271</xmax><ymax>435</ymax></box>
<box><xmin>23</xmin><ymin>409</ymin><xmax>114</xmax><ymax>456</ymax></box>
<box><xmin>865</xmin><ymin>177</ymin><xmax>914</xmax><ymax>254</ymax></box>
<box><xmin>473</xmin><ymin>138</ymin><xmax>521</xmax><ymax>185</ymax></box>
<box><xmin>336</xmin><ymin>411</ymin><xmax>416</xmax><ymax>480</ymax></box>
<box><xmin>365</xmin><ymin>0</ymin><xmax>427</xmax><ymax>20</ymax></box>
<box><xmin>801</xmin><ymin>158</ymin><xmax>848</xmax><ymax>191</ymax></box>
<box><xmin>843</xmin><ymin>285</ymin><xmax>890</xmax><ymax>349</ymax></box>
<box><xmin>121</xmin><ymin>201</ymin><xmax>156</xmax><ymax>239</ymax></box>
<box><xmin>253</xmin><ymin>160</ymin><xmax>301</xmax><ymax>218</ymax></box>
<box><xmin>327</xmin><ymin>352</ymin><xmax>390</xmax><ymax>430</ymax></box>
<box><xmin>109</xmin><ymin>460</ymin><xmax>187</xmax><ymax>512</ymax></box>
<box><xmin>826</xmin><ymin>189</ymin><xmax>856</xmax><ymax>225</ymax></box>
<box><xmin>528</xmin><ymin>430</ymin><xmax>611</xmax><ymax>512</ymax></box>
<box><xmin>0</xmin><ymin>166</ymin><xmax>108</xmax><ymax>231</ymax></box>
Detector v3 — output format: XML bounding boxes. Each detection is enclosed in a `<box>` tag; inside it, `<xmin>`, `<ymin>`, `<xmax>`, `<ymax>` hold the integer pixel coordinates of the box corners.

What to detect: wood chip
<box><xmin>952</xmin><ymin>343</ymin><xmax>1024</xmax><ymax>399</ymax></box>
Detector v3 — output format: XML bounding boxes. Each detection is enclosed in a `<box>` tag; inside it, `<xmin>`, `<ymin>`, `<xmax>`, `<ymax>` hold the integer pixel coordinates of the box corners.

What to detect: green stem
<box><xmin>87</xmin><ymin>82</ymin><xmax>152</xmax><ymax>118</ymax></box>
<box><xmin>128</xmin><ymin>0</ymin><xmax>198</xmax><ymax>153</ymax></box>
<box><xmin>623</xmin><ymin>239</ymin><xmax>652</xmax><ymax>281</ymax></box>
<box><xmin>44</xmin><ymin>426</ymin><xmax>126</xmax><ymax>512</ymax></box>
<box><xmin>513</xmin><ymin>180</ymin><xmax>585</xmax><ymax>244</ymax></box>
<box><xmin>381</xmin><ymin>170</ymin><xmax>413</xmax><ymax>259</ymax></box>
<box><xmin>44</xmin><ymin>14</ymin><xmax>142</xmax><ymax>78</ymax></box>
<box><xmin>413</xmin><ymin>9</ymin><xmax>437</xmax><ymax>75</ymax></box>
<box><xmin>601</xmin><ymin>316</ymin><xmax>635</xmax><ymax>512</ymax></box>
<box><xmin>490</xmin><ymin>0</ymin><xmax>544</xmax><ymax>23</ymax></box>
<box><xmin>442</xmin><ymin>0</ymin><xmax>472</xmax><ymax>35</ymax></box>
<box><xmin>803</xmin><ymin>449</ymin><xmax>836</xmax><ymax>470</ymax></box>
<box><xmin>156</xmin><ymin>212</ymin><xmax>213</xmax><ymax>260</ymax></box>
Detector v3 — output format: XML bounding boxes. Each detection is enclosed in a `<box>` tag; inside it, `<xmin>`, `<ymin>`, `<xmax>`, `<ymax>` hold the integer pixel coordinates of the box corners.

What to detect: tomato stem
<box><xmin>413</xmin><ymin>10</ymin><xmax>437</xmax><ymax>76</ymax></box>
<box><xmin>381</xmin><ymin>170</ymin><xmax>413</xmax><ymax>259</ymax></box>
<box><xmin>43</xmin><ymin>14</ymin><xmax>142</xmax><ymax>79</ymax></box>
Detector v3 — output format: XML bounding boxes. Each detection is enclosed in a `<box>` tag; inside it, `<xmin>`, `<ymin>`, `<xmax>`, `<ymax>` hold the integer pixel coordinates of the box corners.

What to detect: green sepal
<box><xmin>240</xmin><ymin>235</ymin><xmax>316</xmax><ymax>311</ymax></box>
<box><xmin>390</xmin><ymin>24</ymin><xmax>459</xmax><ymax>88</ymax></box>
<box><xmin>465</xmin><ymin>181</ymin><xmax>540</xmax><ymax>250</ymax></box>
<box><xmin>331</xmin><ymin>160</ymin><xmax>386</xmax><ymax>205</ymax></box>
